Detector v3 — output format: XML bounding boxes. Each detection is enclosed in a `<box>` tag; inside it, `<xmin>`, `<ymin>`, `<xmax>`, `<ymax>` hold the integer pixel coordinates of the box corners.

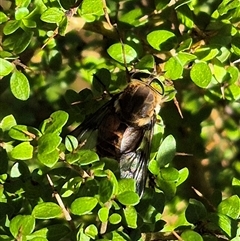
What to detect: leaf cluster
<box><xmin>0</xmin><ymin>0</ymin><xmax>240</xmax><ymax>241</ymax></box>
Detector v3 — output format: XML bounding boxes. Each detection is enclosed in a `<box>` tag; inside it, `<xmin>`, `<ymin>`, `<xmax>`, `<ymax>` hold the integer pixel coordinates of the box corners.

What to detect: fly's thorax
<box><xmin>114</xmin><ymin>80</ymin><xmax>163</xmax><ymax>126</ymax></box>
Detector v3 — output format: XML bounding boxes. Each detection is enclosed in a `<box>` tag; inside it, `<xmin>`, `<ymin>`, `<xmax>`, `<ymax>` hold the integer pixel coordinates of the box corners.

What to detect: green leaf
<box><xmin>137</xmin><ymin>190</ymin><xmax>165</xmax><ymax>222</ymax></box>
<box><xmin>27</xmin><ymin>224</ymin><xmax>69</xmax><ymax>241</ymax></box>
<box><xmin>107</xmin><ymin>43</ymin><xmax>137</xmax><ymax>64</ymax></box>
<box><xmin>22</xmin><ymin>19</ymin><xmax>37</xmax><ymax>28</ymax></box>
<box><xmin>61</xmin><ymin>177</ymin><xmax>82</xmax><ymax>198</ymax></box>
<box><xmin>159</xmin><ymin>167</ymin><xmax>179</xmax><ymax>182</ymax></box>
<box><xmin>123</xmin><ymin>206</ymin><xmax>138</xmax><ymax>228</ymax></box>
<box><xmin>65</xmin><ymin>152</ymin><xmax>80</xmax><ymax>164</ymax></box>
<box><xmin>155</xmin><ymin>0</ymin><xmax>171</xmax><ymax>11</ymax></box>
<box><xmin>232</xmin><ymin>177</ymin><xmax>240</xmax><ymax>196</ymax></box>
<box><xmin>227</xmin><ymin>66</ymin><xmax>239</xmax><ymax>84</ymax></box>
<box><xmin>78</xmin><ymin>228</ymin><xmax>91</xmax><ymax>241</ymax></box>
<box><xmin>118</xmin><ymin>178</ymin><xmax>135</xmax><ymax>194</ymax></box>
<box><xmin>212</xmin><ymin>59</ymin><xmax>227</xmax><ymax>83</ymax></box>
<box><xmin>15</xmin><ymin>7</ymin><xmax>29</xmax><ymax>20</ymax></box>
<box><xmin>3</xmin><ymin>20</ymin><xmax>21</xmax><ymax>35</ymax></box>
<box><xmin>9</xmin><ymin>125</ymin><xmax>40</xmax><ymax>141</ymax></box>
<box><xmin>65</xmin><ymin>135</ymin><xmax>78</xmax><ymax>152</ymax></box>
<box><xmin>40</xmin><ymin>7</ymin><xmax>64</xmax><ymax>23</ymax></box>
<box><xmin>177</xmin><ymin>52</ymin><xmax>196</xmax><ymax>66</ymax></box>
<box><xmin>71</xmin><ymin>197</ymin><xmax>98</xmax><ymax>215</ymax></box>
<box><xmin>99</xmin><ymin>178</ymin><xmax>114</xmax><ymax>203</ymax></box>
<box><xmin>176</xmin><ymin>4</ymin><xmax>194</xmax><ymax>29</ymax></box>
<box><xmin>13</xmin><ymin>30</ymin><xmax>33</xmax><ymax>54</ymax></box>
<box><xmin>190</xmin><ymin>62</ymin><xmax>212</xmax><ymax>88</ymax></box>
<box><xmin>157</xmin><ymin>135</ymin><xmax>176</xmax><ymax>167</ymax></box>
<box><xmin>15</xmin><ymin>0</ymin><xmax>31</xmax><ymax>8</ymax></box>
<box><xmin>43</xmin><ymin>110</ymin><xmax>69</xmax><ymax>134</ymax></box>
<box><xmin>0</xmin><ymin>114</ymin><xmax>16</xmax><ymax>132</ymax></box>
<box><xmin>0</xmin><ymin>12</ymin><xmax>9</xmax><ymax>23</ymax></box>
<box><xmin>208</xmin><ymin>213</ymin><xmax>237</xmax><ymax>238</ymax></box>
<box><xmin>147</xmin><ymin>30</ymin><xmax>177</xmax><ymax>51</ymax></box>
<box><xmin>225</xmin><ymin>83</ymin><xmax>240</xmax><ymax>101</ymax></box>
<box><xmin>37</xmin><ymin>149</ymin><xmax>59</xmax><ymax>167</ymax></box>
<box><xmin>164</xmin><ymin>56</ymin><xmax>183</xmax><ymax>80</ymax></box>
<box><xmin>10</xmin><ymin>215</ymin><xmax>35</xmax><ymax>238</ymax></box>
<box><xmin>58</xmin><ymin>15</ymin><xmax>68</xmax><ymax>36</ymax></box>
<box><xmin>117</xmin><ymin>191</ymin><xmax>140</xmax><ymax>206</ymax></box>
<box><xmin>98</xmin><ymin>207</ymin><xmax>109</xmax><ymax>222</ymax></box>
<box><xmin>78</xmin><ymin>150</ymin><xmax>99</xmax><ymax>165</ymax></box>
<box><xmin>33</xmin><ymin>202</ymin><xmax>62</xmax><ymax>219</ymax></box>
<box><xmin>135</xmin><ymin>54</ymin><xmax>155</xmax><ymax>70</ymax></box>
<box><xmin>109</xmin><ymin>213</ymin><xmax>122</xmax><ymax>224</ymax></box>
<box><xmin>186</xmin><ymin>199</ymin><xmax>207</xmax><ymax>224</ymax></box>
<box><xmin>38</xmin><ymin>133</ymin><xmax>61</xmax><ymax>154</ymax></box>
<box><xmin>105</xmin><ymin>169</ymin><xmax>118</xmax><ymax>195</ymax></box>
<box><xmin>195</xmin><ymin>47</ymin><xmax>219</xmax><ymax>61</ymax></box>
<box><xmin>181</xmin><ymin>230</ymin><xmax>203</xmax><ymax>241</ymax></box>
<box><xmin>79</xmin><ymin>0</ymin><xmax>104</xmax><ymax>22</ymax></box>
<box><xmin>176</xmin><ymin>167</ymin><xmax>189</xmax><ymax>186</ymax></box>
<box><xmin>10</xmin><ymin>70</ymin><xmax>30</xmax><ymax>100</ymax></box>
<box><xmin>85</xmin><ymin>224</ymin><xmax>98</xmax><ymax>239</ymax></box>
<box><xmin>119</xmin><ymin>8</ymin><xmax>147</xmax><ymax>26</ymax></box>
<box><xmin>178</xmin><ymin>37</ymin><xmax>192</xmax><ymax>51</ymax></box>
<box><xmin>10</xmin><ymin>142</ymin><xmax>33</xmax><ymax>160</ymax></box>
<box><xmin>156</xmin><ymin>178</ymin><xmax>176</xmax><ymax>200</ymax></box>
<box><xmin>0</xmin><ymin>58</ymin><xmax>14</xmax><ymax>76</ymax></box>
<box><xmin>10</xmin><ymin>161</ymin><xmax>30</xmax><ymax>178</ymax></box>
<box><xmin>217</xmin><ymin>195</ymin><xmax>240</xmax><ymax>219</ymax></box>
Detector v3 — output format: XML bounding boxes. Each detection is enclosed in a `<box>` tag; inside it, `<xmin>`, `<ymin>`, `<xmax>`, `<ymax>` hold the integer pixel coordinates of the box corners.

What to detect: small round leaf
<box><xmin>9</xmin><ymin>125</ymin><xmax>40</xmax><ymax>141</ymax></box>
<box><xmin>98</xmin><ymin>207</ymin><xmax>109</xmax><ymax>222</ymax></box>
<box><xmin>0</xmin><ymin>58</ymin><xmax>14</xmax><ymax>76</ymax></box>
<box><xmin>123</xmin><ymin>206</ymin><xmax>138</xmax><ymax>228</ymax></box>
<box><xmin>71</xmin><ymin>197</ymin><xmax>98</xmax><ymax>215</ymax></box>
<box><xmin>107</xmin><ymin>43</ymin><xmax>137</xmax><ymax>64</ymax></box>
<box><xmin>147</xmin><ymin>30</ymin><xmax>177</xmax><ymax>51</ymax></box>
<box><xmin>10</xmin><ymin>142</ymin><xmax>33</xmax><ymax>160</ymax></box>
<box><xmin>181</xmin><ymin>230</ymin><xmax>203</xmax><ymax>241</ymax></box>
<box><xmin>15</xmin><ymin>7</ymin><xmax>29</xmax><ymax>20</ymax></box>
<box><xmin>3</xmin><ymin>20</ymin><xmax>20</xmax><ymax>35</ymax></box>
<box><xmin>117</xmin><ymin>191</ymin><xmax>140</xmax><ymax>206</ymax></box>
<box><xmin>10</xmin><ymin>215</ymin><xmax>35</xmax><ymax>238</ymax></box>
<box><xmin>190</xmin><ymin>62</ymin><xmax>212</xmax><ymax>88</ymax></box>
<box><xmin>0</xmin><ymin>12</ymin><xmax>9</xmax><ymax>23</ymax></box>
<box><xmin>38</xmin><ymin>133</ymin><xmax>61</xmax><ymax>154</ymax></box>
<box><xmin>37</xmin><ymin>149</ymin><xmax>59</xmax><ymax>167</ymax></box>
<box><xmin>157</xmin><ymin>135</ymin><xmax>176</xmax><ymax>167</ymax></box>
<box><xmin>0</xmin><ymin>114</ymin><xmax>16</xmax><ymax>131</ymax></box>
<box><xmin>109</xmin><ymin>213</ymin><xmax>122</xmax><ymax>224</ymax></box>
<box><xmin>10</xmin><ymin>70</ymin><xmax>30</xmax><ymax>100</ymax></box>
<box><xmin>33</xmin><ymin>202</ymin><xmax>62</xmax><ymax>219</ymax></box>
<box><xmin>41</xmin><ymin>7</ymin><xmax>64</xmax><ymax>23</ymax></box>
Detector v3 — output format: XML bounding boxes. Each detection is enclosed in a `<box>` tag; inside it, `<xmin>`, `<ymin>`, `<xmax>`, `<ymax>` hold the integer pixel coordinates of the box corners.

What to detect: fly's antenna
<box><xmin>92</xmin><ymin>74</ymin><xmax>112</xmax><ymax>97</ymax></box>
<box><xmin>113</xmin><ymin>24</ymin><xmax>131</xmax><ymax>83</ymax></box>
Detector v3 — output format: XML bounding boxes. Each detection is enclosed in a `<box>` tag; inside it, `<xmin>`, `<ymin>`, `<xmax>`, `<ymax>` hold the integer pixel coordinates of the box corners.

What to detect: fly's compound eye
<box><xmin>149</xmin><ymin>78</ymin><xmax>164</xmax><ymax>95</ymax></box>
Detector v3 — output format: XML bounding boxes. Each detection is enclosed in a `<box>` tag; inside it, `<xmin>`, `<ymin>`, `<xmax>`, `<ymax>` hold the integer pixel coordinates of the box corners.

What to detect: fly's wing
<box><xmin>119</xmin><ymin>118</ymin><xmax>155</xmax><ymax>197</ymax></box>
<box><xmin>70</xmin><ymin>96</ymin><xmax>117</xmax><ymax>150</ymax></box>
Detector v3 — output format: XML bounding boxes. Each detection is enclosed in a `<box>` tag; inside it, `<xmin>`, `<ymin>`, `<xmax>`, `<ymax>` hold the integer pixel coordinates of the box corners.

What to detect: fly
<box><xmin>70</xmin><ymin>71</ymin><xmax>171</xmax><ymax>197</ymax></box>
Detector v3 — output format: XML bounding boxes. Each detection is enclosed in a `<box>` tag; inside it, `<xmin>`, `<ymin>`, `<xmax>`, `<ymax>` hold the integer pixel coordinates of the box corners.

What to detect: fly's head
<box><xmin>114</xmin><ymin>72</ymin><xmax>169</xmax><ymax>127</ymax></box>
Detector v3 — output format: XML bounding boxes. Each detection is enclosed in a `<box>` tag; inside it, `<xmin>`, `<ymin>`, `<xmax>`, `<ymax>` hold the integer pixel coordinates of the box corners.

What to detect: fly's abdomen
<box><xmin>97</xmin><ymin>112</ymin><xmax>143</xmax><ymax>158</ymax></box>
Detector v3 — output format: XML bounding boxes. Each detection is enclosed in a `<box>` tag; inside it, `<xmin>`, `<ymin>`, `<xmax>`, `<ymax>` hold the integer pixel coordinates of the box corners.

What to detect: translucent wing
<box><xmin>119</xmin><ymin>118</ymin><xmax>155</xmax><ymax>197</ymax></box>
<box><xmin>70</xmin><ymin>96</ymin><xmax>118</xmax><ymax>150</ymax></box>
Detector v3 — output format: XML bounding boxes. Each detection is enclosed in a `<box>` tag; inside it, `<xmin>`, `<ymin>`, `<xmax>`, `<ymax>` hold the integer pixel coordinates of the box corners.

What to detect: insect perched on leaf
<box><xmin>69</xmin><ymin>69</ymin><xmax>175</xmax><ymax>197</ymax></box>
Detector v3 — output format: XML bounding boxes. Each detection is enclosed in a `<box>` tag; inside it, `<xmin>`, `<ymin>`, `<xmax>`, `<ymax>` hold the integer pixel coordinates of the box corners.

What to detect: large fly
<box><xmin>69</xmin><ymin>71</ymin><xmax>171</xmax><ymax>196</ymax></box>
